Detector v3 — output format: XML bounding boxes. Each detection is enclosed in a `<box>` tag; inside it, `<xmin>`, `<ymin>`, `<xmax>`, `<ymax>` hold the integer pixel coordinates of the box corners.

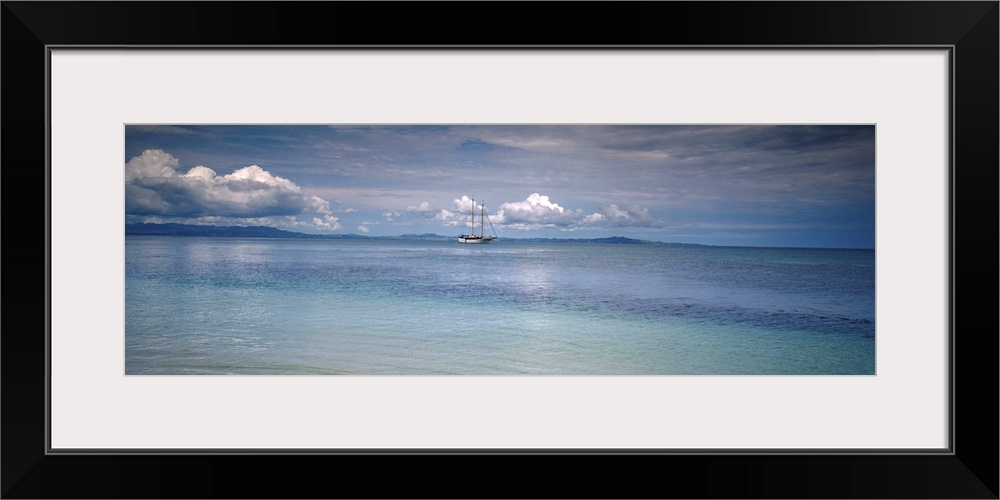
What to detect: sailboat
<box><xmin>458</xmin><ymin>197</ymin><xmax>497</xmax><ymax>244</ymax></box>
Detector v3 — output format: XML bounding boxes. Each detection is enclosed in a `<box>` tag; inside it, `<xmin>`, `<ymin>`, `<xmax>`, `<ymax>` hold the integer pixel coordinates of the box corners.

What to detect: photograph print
<box><xmin>125</xmin><ymin>124</ymin><xmax>876</xmax><ymax>375</ymax></box>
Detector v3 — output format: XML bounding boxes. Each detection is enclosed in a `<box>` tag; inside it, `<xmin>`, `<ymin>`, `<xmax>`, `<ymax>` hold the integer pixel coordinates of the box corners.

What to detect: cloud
<box><xmin>432</xmin><ymin>209</ymin><xmax>461</xmax><ymax>227</ymax></box>
<box><xmin>492</xmin><ymin>194</ymin><xmax>585</xmax><ymax>230</ymax></box>
<box><xmin>492</xmin><ymin>193</ymin><xmax>654</xmax><ymax>231</ymax></box>
<box><xmin>382</xmin><ymin>210</ymin><xmax>400</xmax><ymax>222</ymax></box>
<box><xmin>443</xmin><ymin>193</ymin><xmax>665</xmax><ymax>232</ymax></box>
<box><xmin>312</xmin><ymin>215</ymin><xmax>342</xmax><ymax>230</ymax></box>
<box><xmin>595</xmin><ymin>203</ymin><xmax>664</xmax><ymax>228</ymax></box>
<box><xmin>498</xmin><ymin>193</ymin><xmax>565</xmax><ymax>218</ymax></box>
<box><xmin>406</xmin><ymin>197</ymin><xmax>482</xmax><ymax>228</ymax></box>
<box><xmin>125</xmin><ymin>149</ymin><xmax>341</xmax><ymax>229</ymax></box>
<box><xmin>124</xmin><ymin>148</ymin><xmax>180</xmax><ymax>184</ymax></box>
<box><xmin>406</xmin><ymin>201</ymin><xmax>437</xmax><ymax>216</ymax></box>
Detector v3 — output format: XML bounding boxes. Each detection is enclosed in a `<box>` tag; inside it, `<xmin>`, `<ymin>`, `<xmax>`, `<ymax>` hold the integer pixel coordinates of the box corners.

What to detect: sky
<box><xmin>124</xmin><ymin>125</ymin><xmax>875</xmax><ymax>248</ymax></box>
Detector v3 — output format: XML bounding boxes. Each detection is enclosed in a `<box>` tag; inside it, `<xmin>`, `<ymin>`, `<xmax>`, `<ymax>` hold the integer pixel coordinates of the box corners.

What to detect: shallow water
<box><xmin>125</xmin><ymin>236</ymin><xmax>875</xmax><ymax>375</ymax></box>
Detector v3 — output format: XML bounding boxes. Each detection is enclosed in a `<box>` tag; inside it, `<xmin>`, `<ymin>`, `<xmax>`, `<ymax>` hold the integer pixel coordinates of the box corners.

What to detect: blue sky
<box><xmin>124</xmin><ymin>125</ymin><xmax>875</xmax><ymax>248</ymax></box>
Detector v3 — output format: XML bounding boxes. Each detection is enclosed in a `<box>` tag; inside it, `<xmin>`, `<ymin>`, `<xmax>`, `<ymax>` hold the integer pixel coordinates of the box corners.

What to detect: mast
<box><xmin>480</xmin><ymin>202</ymin><xmax>485</xmax><ymax>238</ymax></box>
<box><xmin>470</xmin><ymin>197</ymin><xmax>475</xmax><ymax>237</ymax></box>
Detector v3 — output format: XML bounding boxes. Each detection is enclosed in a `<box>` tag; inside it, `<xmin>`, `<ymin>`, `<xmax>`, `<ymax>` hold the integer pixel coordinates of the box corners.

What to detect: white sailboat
<box><xmin>458</xmin><ymin>197</ymin><xmax>497</xmax><ymax>244</ymax></box>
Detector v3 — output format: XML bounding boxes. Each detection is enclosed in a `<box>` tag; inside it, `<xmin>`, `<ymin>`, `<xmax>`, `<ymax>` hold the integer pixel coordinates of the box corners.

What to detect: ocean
<box><xmin>124</xmin><ymin>236</ymin><xmax>876</xmax><ymax>375</ymax></box>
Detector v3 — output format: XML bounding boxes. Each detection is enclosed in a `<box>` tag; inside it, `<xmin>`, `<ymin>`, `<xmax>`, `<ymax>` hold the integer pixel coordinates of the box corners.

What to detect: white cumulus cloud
<box><xmin>495</xmin><ymin>193</ymin><xmax>664</xmax><ymax>231</ymax></box>
<box><xmin>125</xmin><ymin>149</ymin><xmax>341</xmax><ymax>230</ymax></box>
<box><xmin>497</xmin><ymin>193</ymin><xmax>569</xmax><ymax>224</ymax></box>
<box><xmin>312</xmin><ymin>215</ymin><xmax>342</xmax><ymax>230</ymax></box>
<box><xmin>402</xmin><ymin>192</ymin><xmax>664</xmax><ymax>232</ymax></box>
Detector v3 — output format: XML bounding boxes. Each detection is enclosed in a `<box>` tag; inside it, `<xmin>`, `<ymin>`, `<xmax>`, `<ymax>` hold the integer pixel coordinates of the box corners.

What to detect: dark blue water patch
<box><xmin>321</xmin><ymin>271</ymin><xmax>877</xmax><ymax>339</ymax></box>
<box><xmin>626</xmin><ymin>297</ymin><xmax>875</xmax><ymax>337</ymax></box>
<box><xmin>507</xmin><ymin>292</ymin><xmax>874</xmax><ymax>338</ymax></box>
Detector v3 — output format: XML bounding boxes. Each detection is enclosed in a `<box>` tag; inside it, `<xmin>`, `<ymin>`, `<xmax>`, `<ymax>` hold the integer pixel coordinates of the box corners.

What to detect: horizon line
<box><xmin>124</xmin><ymin>222</ymin><xmax>875</xmax><ymax>251</ymax></box>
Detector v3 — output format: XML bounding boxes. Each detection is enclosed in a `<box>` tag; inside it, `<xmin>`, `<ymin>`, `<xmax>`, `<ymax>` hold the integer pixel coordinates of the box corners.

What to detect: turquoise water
<box><xmin>124</xmin><ymin>236</ymin><xmax>875</xmax><ymax>375</ymax></box>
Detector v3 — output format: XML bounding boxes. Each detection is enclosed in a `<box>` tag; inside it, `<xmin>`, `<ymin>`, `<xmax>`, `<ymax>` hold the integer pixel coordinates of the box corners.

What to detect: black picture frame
<box><xmin>4</xmin><ymin>2</ymin><xmax>997</xmax><ymax>498</ymax></box>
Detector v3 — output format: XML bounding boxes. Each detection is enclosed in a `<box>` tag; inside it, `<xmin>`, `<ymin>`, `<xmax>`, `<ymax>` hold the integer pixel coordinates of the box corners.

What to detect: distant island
<box><xmin>124</xmin><ymin>223</ymin><xmax>700</xmax><ymax>246</ymax></box>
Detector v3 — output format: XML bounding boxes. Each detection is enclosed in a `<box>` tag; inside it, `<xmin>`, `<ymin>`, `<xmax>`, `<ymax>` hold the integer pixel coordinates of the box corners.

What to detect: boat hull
<box><xmin>458</xmin><ymin>236</ymin><xmax>494</xmax><ymax>244</ymax></box>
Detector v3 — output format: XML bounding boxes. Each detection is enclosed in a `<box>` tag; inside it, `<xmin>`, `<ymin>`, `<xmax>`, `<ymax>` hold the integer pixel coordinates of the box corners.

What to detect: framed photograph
<box><xmin>5</xmin><ymin>2</ymin><xmax>996</xmax><ymax>498</ymax></box>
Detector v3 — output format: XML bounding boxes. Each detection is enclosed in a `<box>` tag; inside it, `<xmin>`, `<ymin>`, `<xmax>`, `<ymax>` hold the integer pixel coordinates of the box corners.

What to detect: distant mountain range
<box><xmin>126</xmin><ymin>223</ymin><xmax>319</xmax><ymax>238</ymax></box>
<box><xmin>124</xmin><ymin>223</ymin><xmax>699</xmax><ymax>246</ymax></box>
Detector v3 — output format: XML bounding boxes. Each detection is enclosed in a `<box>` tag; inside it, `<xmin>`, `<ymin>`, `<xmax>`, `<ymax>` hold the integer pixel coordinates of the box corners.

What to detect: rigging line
<box><xmin>486</xmin><ymin>211</ymin><xmax>498</xmax><ymax>238</ymax></box>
